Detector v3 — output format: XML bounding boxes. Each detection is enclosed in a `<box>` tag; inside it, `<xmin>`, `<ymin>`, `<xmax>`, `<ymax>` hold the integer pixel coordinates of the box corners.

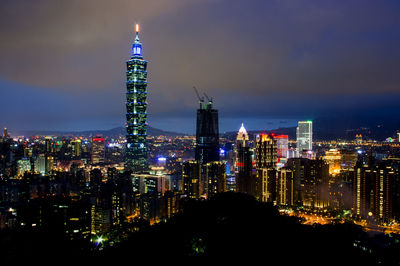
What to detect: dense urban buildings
<box><xmin>1</xmin><ymin>14</ymin><xmax>400</xmax><ymax>264</ymax></box>
<box><xmin>125</xmin><ymin>24</ymin><xmax>149</xmax><ymax>173</ymax></box>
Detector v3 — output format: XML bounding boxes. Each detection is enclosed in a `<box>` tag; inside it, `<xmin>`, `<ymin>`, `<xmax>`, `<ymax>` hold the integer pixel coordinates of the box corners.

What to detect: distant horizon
<box><xmin>3</xmin><ymin>117</ymin><xmax>300</xmax><ymax>136</ymax></box>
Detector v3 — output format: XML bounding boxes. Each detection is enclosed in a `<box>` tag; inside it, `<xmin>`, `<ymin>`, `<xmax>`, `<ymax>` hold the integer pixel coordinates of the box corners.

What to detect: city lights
<box><xmin>1</xmin><ymin>2</ymin><xmax>400</xmax><ymax>263</ymax></box>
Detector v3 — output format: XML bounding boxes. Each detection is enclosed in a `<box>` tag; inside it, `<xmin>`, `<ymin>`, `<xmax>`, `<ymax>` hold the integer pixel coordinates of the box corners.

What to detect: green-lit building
<box><xmin>125</xmin><ymin>25</ymin><xmax>149</xmax><ymax>172</ymax></box>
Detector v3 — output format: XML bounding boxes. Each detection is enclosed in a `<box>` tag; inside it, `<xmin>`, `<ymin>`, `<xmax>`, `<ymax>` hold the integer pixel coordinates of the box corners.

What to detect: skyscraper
<box><xmin>2</xmin><ymin>127</ymin><xmax>9</xmax><ymax>139</ymax></box>
<box><xmin>255</xmin><ymin>134</ymin><xmax>277</xmax><ymax>203</ymax></box>
<box><xmin>91</xmin><ymin>136</ymin><xmax>105</xmax><ymax>164</ymax></box>
<box><xmin>71</xmin><ymin>139</ymin><xmax>81</xmax><ymax>158</ymax></box>
<box><xmin>125</xmin><ymin>24</ymin><xmax>149</xmax><ymax>172</ymax></box>
<box><xmin>235</xmin><ymin>124</ymin><xmax>255</xmax><ymax>196</ymax></box>
<box><xmin>195</xmin><ymin>97</ymin><xmax>219</xmax><ymax>164</ymax></box>
<box><xmin>352</xmin><ymin>160</ymin><xmax>397</xmax><ymax>223</ymax></box>
<box><xmin>296</xmin><ymin>121</ymin><xmax>312</xmax><ymax>157</ymax></box>
<box><xmin>182</xmin><ymin>160</ymin><xmax>202</xmax><ymax>199</ymax></box>
<box><xmin>286</xmin><ymin>158</ymin><xmax>329</xmax><ymax>208</ymax></box>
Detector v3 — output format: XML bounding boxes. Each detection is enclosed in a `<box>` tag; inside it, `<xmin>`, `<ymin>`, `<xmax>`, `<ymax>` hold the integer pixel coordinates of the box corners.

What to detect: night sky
<box><xmin>1</xmin><ymin>0</ymin><xmax>400</xmax><ymax>134</ymax></box>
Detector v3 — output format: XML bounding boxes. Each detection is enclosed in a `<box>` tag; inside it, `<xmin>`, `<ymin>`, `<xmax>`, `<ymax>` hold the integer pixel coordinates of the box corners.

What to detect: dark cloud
<box><xmin>0</xmin><ymin>0</ymin><xmax>400</xmax><ymax>132</ymax></box>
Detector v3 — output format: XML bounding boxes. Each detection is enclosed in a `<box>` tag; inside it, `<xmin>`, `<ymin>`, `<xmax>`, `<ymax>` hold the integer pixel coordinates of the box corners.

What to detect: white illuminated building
<box><xmin>296</xmin><ymin>121</ymin><xmax>312</xmax><ymax>157</ymax></box>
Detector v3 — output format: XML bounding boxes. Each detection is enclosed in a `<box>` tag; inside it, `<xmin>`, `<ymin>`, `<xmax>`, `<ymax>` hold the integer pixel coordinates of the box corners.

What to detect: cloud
<box><xmin>0</xmin><ymin>0</ymin><xmax>400</xmax><ymax>131</ymax></box>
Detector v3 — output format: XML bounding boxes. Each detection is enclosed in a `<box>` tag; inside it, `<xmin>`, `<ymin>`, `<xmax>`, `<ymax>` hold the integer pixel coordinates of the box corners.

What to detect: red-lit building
<box><xmin>91</xmin><ymin>136</ymin><xmax>105</xmax><ymax>164</ymax></box>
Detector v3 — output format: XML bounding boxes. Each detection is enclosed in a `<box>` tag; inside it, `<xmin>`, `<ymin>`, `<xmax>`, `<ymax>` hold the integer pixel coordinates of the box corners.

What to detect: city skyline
<box><xmin>2</xmin><ymin>1</ymin><xmax>400</xmax><ymax>264</ymax></box>
<box><xmin>1</xmin><ymin>0</ymin><xmax>400</xmax><ymax>133</ymax></box>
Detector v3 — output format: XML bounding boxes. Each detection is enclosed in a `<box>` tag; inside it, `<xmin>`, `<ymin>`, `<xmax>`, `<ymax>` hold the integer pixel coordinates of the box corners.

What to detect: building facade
<box><xmin>195</xmin><ymin>99</ymin><xmax>219</xmax><ymax>165</ymax></box>
<box><xmin>255</xmin><ymin>134</ymin><xmax>277</xmax><ymax>203</ymax></box>
<box><xmin>91</xmin><ymin>136</ymin><xmax>105</xmax><ymax>164</ymax></box>
<box><xmin>235</xmin><ymin>124</ymin><xmax>256</xmax><ymax>196</ymax></box>
<box><xmin>125</xmin><ymin>24</ymin><xmax>149</xmax><ymax>172</ymax></box>
<box><xmin>296</xmin><ymin>121</ymin><xmax>312</xmax><ymax>157</ymax></box>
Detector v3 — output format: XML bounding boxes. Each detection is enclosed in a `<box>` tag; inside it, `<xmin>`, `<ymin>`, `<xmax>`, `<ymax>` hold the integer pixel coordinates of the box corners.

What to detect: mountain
<box><xmin>221</xmin><ymin>115</ymin><xmax>400</xmax><ymax>141</ymax></box>
<box><xmin>13</xmin><ymin>126</ymin><xmax>186</xmax><ymax>138</ymax></box>
<box><xmin>10</xmin><ymin>114</ymin><xmax>400</xmax><ymax>140</ymax></box>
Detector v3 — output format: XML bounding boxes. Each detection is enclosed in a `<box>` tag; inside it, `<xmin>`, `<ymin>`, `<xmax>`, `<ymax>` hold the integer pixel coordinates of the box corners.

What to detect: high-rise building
<box><xmin>195</xmin><ymin>97</ymin><xmax>219</xmax><ymax>165</ymax></box>
<box><xmin>125</xmin><ymin>24</ymin><xmax>149</xmax><ymax>173</ymax></box>
<box><xmin>324</xmin><ymin>149</ymin><xmax>342</xmax><ymax>175</ymax></box>
<box><xmin>277</xmin><ymin>167</ymin><xmax>294</xmax><ymax>206</ymax></box>
<box><xmin>45</xmin><ymin>137</ymin><xmax>54</xmax><ymax>154</ymax></box>
<box><xmin>91</xmin><ymin>136</ymin><xmax>105</xmax><ymax>164</ymax></box>
<box><xmin>182</xmin><ymin>160</ymin><xmax>226</xmax><ymax>199</ymax></box>
<box><xmin>35</xmin><ymin>154</ymin><xmax>46</xmax><ymax>175</ymax></box>
<box><xmin>352</xmin><ymin>160</ymin><xmax>398</xmax><ymax>223</ymax></box>
<box><xmin>182</xmin><ymin>160</ymin><xmax>202</xmax><ymax>199</ymax></box>
<box><xmin>255</xmin><ymin>134</ymin><xmax>277</xmax><ymax>203</ymax></box>
<box><xmin>204</xmin><ymin>161</ymin><xmax>226</xmax><ymax>199</ymax></box>
<box><xmin>71</xmin><ymin>139</ymin><xmax>81</xmax><ymax>158</ymax></box>
<box><xmin>235</xmin><ymin>124</ymin><xmax>255</xmax><ymax>196</ymax></box>
<box><xmin>2</xmin><ymin>127</ymin><xmax>9</xmax><ymax>139</ymax></box>
<box><xmin>296</xmin><ymin>121</ymin><xmax>312</xmax><ymax>157</ymax></box>
<box><xmin>275</xmin><ymin>134</ymin><xmax>289</xmax><ymax>168</ymax></box>
<box><xmin>46</xmin><ymin>156</ymin><xmax>54</xmax><ymax>175</ymax></box>
<box><xmin>356</xmin><ymin>134</ymin><xmax>363</xmax><ymax>144</ymax></box>
<box><xmin>275</xmin><ymin>135</ymin><xmax>289</xmax><ymax>159</ymax></box>
<box><xmin>286</xmin><ymin>158</ymin><xmax>329</xmax><ymax>208</ymax></box>
<box><xmin>17</xmin><ymin>158</ymin><xmax>31</xmax><ymax>176</ymax></box>
<box><xmin>131</xmin><ymin>173</ymin><xmax>171</xmax><ymax>196</ymax></box>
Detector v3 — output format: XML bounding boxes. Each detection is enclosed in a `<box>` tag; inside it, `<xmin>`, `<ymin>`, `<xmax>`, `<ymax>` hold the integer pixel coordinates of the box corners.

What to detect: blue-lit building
<box><xmin>125</xmin><ymin>25</ymin><xmax>149</xmax><ymax>172</ymax></box>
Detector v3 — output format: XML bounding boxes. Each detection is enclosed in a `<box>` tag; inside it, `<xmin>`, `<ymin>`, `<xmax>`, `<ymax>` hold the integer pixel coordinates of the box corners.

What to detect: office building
<box><xmin>353</xmin><ymin>160</ymin><xmax>398</xmax><ymax>223</ymax></box>
<box><xmin>182</xmin><ymin>160</ymin><xmax>202</xmax><ymax>199</ymax></box>
<box><xmin>2</xmin><ymin>127</ymin><xmax>9</xmax><ymax>139</ymax></box>
<box><xmin>255</xmin><ymin>134</ymin><xmax>277</xmax><ymax>203</ymax></box>
<box><xmin>235</xmin><ymin>124</ymin><xmax>255</xmax><ymax>196</ymax></box>
<box><xmin>204</xmin><ymin>161</ymin><xmax>226</xmax><ymax>199</ymax></box>
<box><xmin>286</xmin><ymin>158</ymin><xmax>329</xmax><ymax>209</ymax></box>
<box><xmin>45</xmin><ymin>137</ymin><xmax>54</xmax><ymax>154</ymax></box>
<box><xmin>296</xmin><ymin>121</ymin><xmax>312</xmax><ymax>157</ymax></box>
<box><xmin>91</xmin><ymin>136</ymin><xmax>105</xmax><ymax>164</ymax></box>
<box><xmin>125</xmin><ymin>24</ymin><xmax>149</xmax><ymax>172</ymax></box>
<box><xmin>277</xmin><ymin>167</ymin><xmax>294</xmax><ymax>206</ymax></box>
<box><xmin>324</xmin><ymin>149</ymin><xmax>342</xmax><ymax>176</ymax></box>
<box><xmin>275</xmin><ymin>134</ymin><xmax>289</xmax><ymax>168</ymax></box>
<box><xmin>17</xmin><ymin>158</ymin><xmax>31</xmax><ymax>177</ymax></box>
<box><xmin>71</xmin><ymin>139</ymin><xmax>81</xmax><ymax>158</ymax></box>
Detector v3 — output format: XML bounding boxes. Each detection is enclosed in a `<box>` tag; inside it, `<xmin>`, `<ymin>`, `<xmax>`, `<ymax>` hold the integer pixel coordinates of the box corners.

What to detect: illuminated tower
<box><xmin>255</xmin><ymin>134</ymin><xmax>277</xmax><ymax>202</ymax></box>
<box><xmin>235</xmin><ymin>124</ymin><xmax>255</xmax><ymax>196</ymax></box>
<box><xmin>92</xmin><ymin>136</ymin><xmax>105</xmax><ymax>164</ymax></box>
<box><xmin>2</xmin><ymin>127</ymin><xmax>9</xmax><ymax>139</ymax></box>
<box><xmin>296</xmin><ymin>121</ymin><xmax>312</xmax><ymax>157</ymax></box>
<box><xmin>125</xmin><ymin>24</ymin><xmax>149</xmax><ymax>172</ymax></box>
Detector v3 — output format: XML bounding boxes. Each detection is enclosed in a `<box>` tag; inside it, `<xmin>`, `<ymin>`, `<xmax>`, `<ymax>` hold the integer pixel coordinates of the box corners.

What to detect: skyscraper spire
<box><xmin>236</xmin><ymin>123</ymin><xmax>249</xmax><ymax>151</ymax></box>
<box><xmin>132</xmin><ymin>24</ymin><xmax>142</xmax><ymax>57</ymax></box>
<box><xmin>237</xmin><ymin>123</ymin><xmax>249</xmax><ymax>142</ymax></box>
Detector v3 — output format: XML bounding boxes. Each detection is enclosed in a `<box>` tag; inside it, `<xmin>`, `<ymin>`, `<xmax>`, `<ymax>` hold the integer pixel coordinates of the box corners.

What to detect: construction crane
<box><xmin>193</xmin><ymin>86</ymin><xmax>204</xmax><ymax>105</ymax></box>
<box><xmin>203</xmin><ymin>92</ymin><xmax>213</xmax><ymax>104</ymax></box>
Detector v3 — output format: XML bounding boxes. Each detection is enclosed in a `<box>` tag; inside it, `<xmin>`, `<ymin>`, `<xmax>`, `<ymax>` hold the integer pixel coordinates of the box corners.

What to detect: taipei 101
<box><xmin>1</xmin><ymin>1</ymin><xmax>400</xmax><ymax>264</ymax></box>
